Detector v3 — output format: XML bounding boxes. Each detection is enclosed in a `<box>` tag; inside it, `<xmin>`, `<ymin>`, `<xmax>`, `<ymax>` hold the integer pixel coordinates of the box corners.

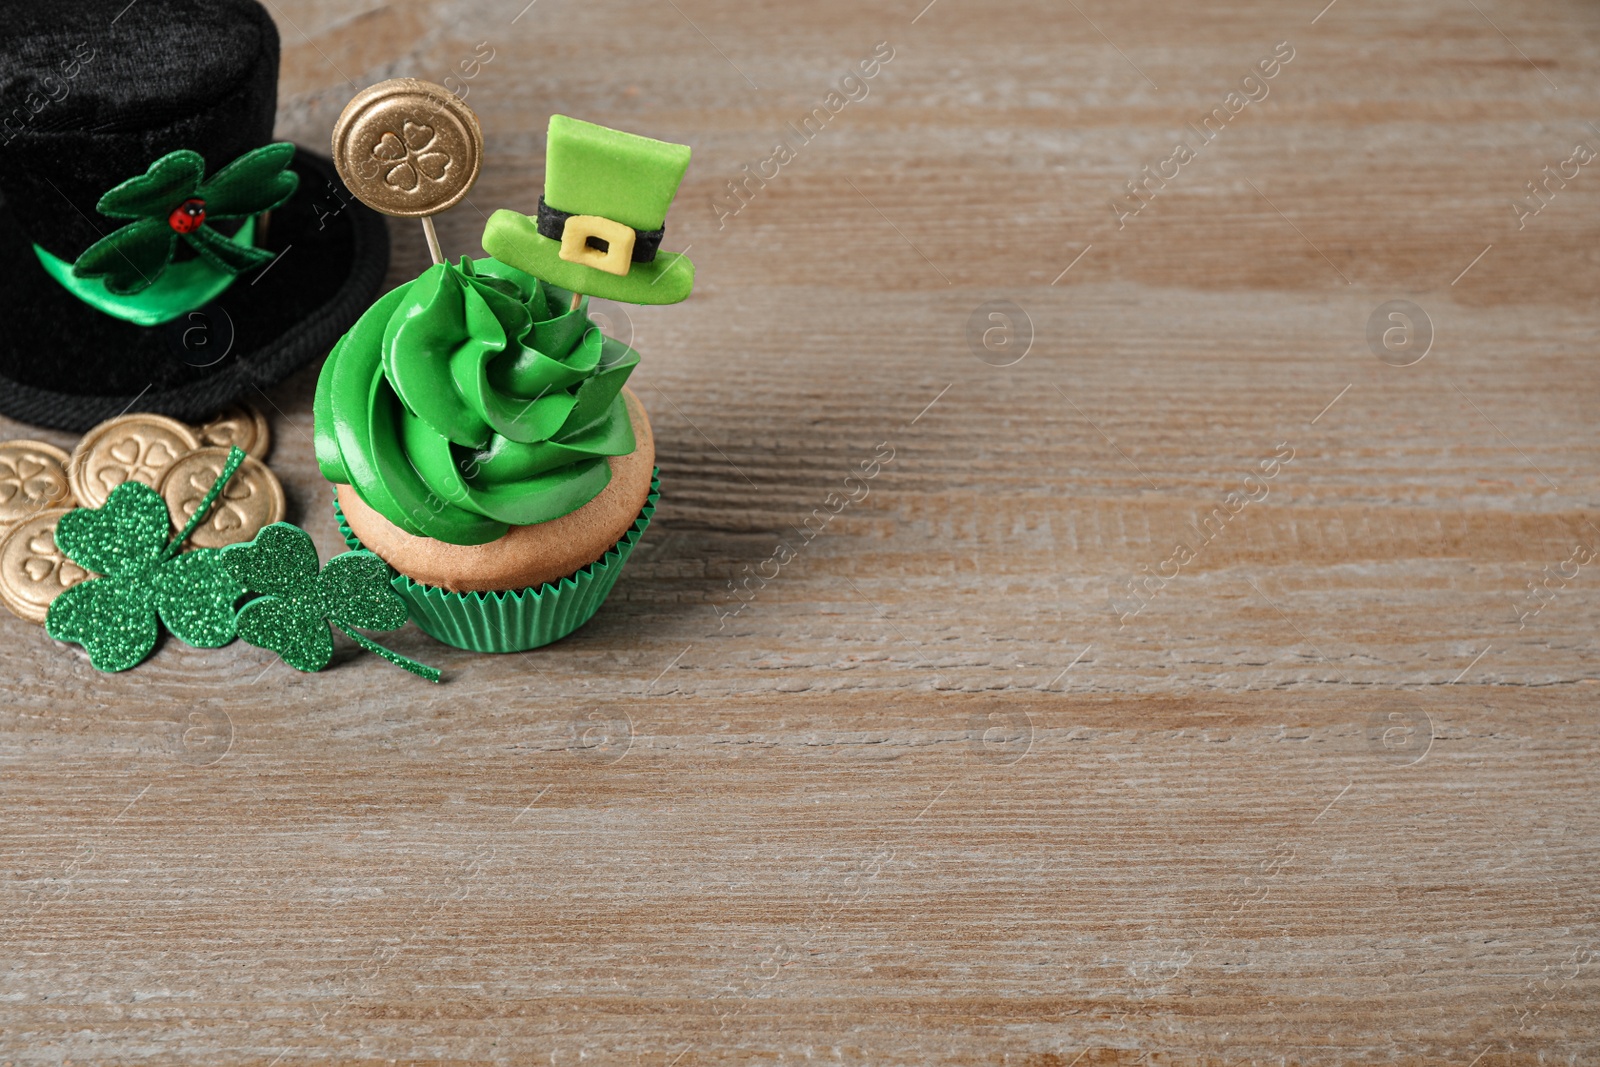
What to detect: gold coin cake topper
<box><xmin>332</xmin><ymin>78</ymin><xmax>484</xmax><ymax>264</ymax></box>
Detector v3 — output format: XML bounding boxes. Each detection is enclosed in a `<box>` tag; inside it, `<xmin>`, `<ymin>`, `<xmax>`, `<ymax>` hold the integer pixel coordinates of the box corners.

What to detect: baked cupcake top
<box><xmin>314</xmin><ymin>256</ymin><xmax>640</xmax><ymax>545</ymax></box>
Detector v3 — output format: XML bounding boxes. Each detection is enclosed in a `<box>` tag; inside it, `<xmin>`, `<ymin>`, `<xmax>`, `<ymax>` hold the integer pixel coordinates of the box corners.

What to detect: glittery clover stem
<box><xmin>164</xmin><ymin>445</ymin><xmax>247</xmax><ymax>559</ymax></box>
<box><xmin>333</xmin><ymin>621</ymin><xmax>442</xmax><ymax>683</ymax></box>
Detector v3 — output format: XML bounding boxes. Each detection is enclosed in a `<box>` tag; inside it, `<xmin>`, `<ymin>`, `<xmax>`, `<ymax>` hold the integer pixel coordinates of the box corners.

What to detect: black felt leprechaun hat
<box><xmin>0</xmin><ymin>0</ymin><xmax>389</xmax><ymax>432</ymax></box>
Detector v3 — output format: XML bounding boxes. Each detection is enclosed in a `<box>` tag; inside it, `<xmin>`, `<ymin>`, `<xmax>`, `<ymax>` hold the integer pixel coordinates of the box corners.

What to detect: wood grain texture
<box><xmin>3</xmin><ymin>0</ymin><xmax>1598</xmax><ymax>1063</ymax></box>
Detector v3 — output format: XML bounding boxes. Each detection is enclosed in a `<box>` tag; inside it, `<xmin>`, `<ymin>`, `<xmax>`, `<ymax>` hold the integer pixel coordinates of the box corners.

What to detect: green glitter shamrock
<box><xmin>45</xmin><ymin>447</ymin><xmax>248</xmax><ymax>672</ymax></box>
<box><xmin>221</xmin><ymin>523</ymin><xmax>440</xmax><ymax>682</ymax></box>
<box><xmin>72</xmin><ymin>143</ymin><xmax>299</xmax><ymax>295</ymax></box>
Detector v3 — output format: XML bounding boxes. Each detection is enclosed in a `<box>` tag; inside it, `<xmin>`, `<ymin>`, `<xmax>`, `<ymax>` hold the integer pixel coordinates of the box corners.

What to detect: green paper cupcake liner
<box><xmin>334</xmin><ymin>471</ymin><xmax>659</xmax><ymax>653</ymax></box>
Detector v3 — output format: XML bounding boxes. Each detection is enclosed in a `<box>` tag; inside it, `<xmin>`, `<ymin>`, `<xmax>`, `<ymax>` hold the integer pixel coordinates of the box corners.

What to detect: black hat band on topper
<box><xmin>534</xmin><ymin>196</ymin><xmax>665</xmax><ymax>270</ymax></box>
<box><xmin>0</xmin><ymin>0</ymin><xmax>389</xmax><ymax>433</ymax></box>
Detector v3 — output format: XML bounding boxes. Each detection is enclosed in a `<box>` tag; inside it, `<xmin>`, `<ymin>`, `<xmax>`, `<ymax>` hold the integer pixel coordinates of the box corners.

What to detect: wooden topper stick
<box><xmin>421</xmin><ymin>216</ymin><xmax>444</xmax><ymax>266</ymax></box>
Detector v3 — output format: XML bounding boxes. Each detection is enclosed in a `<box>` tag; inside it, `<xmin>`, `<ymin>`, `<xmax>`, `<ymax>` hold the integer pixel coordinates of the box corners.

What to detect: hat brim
<box><xmin>482</xmin><ymin>210</ymin><xmax>693</xmax><ymax>307</ymax></box>
<box><xmin>0</xmin><ymin>147</ymin><xmax>389</xmax><ymax>433</ymax></box>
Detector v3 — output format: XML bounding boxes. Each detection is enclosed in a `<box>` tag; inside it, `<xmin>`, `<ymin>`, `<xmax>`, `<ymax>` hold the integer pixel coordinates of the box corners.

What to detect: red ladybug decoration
<box><xmin>168</xmin><ymin>198</ymin><xmax>207</xmax><ymax>234</ymax></box>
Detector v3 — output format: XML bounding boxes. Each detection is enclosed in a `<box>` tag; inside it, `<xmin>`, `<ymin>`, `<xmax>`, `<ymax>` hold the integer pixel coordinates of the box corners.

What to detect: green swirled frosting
<box><xmin>314</xmin><ymin>256</ymin><xmax>639</xmax><ymax>546</ymax></box>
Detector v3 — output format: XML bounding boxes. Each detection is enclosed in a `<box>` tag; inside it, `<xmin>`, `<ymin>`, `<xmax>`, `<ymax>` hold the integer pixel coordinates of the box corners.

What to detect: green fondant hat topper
<box><xmin>483</xmin><ymin>116</ymin><xmax>695</xmax><ymax>306</ymax></box>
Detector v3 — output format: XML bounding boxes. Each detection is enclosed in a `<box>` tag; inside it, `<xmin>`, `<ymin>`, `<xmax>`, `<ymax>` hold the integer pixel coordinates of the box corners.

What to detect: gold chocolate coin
<box><xmin>332</xmin><ymin>78</ymin><xmax>483</xmax><ymax>218</ymax></box>
<box><xmin>69</xmin><ymin>414</ymin><xmax>201</xmax><ymax>510</ymax></box>
<box><xmin>159</xmin><ymin>447</ymin><xmax>286</xmax><ymax>549</ymax></box>
<box><xmin>0</xmin><ymin>439</ymin><xmax>73</xmax><ymax>528</ymax></box>
<box><xmin>196</xmin><ymin>403</ymin><xmax>271</xmax><ymax>460</ymax></box>
<box><xmin>0</xmin><ymin>509</ymin><xmax>90</xmax><ymax>624</ymax></box>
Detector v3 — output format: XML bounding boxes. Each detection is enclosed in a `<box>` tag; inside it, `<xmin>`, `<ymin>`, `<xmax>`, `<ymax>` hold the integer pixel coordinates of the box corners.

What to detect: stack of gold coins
<box><xmin>0</xmin><ymin>404</ymin><xmax>288</xmax><ymax>624</ymax></box>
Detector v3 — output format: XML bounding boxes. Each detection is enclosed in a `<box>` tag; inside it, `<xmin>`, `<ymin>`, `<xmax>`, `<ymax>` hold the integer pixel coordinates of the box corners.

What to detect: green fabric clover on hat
<box><xmin>483</xmin><ymin>116</ymin><xmax>694</xmax><ymax>306</ymax></box>
<box><xmin>70</xmin><ymin>144</ymin><xmax>299</xmax><ymax>297</ymax></box>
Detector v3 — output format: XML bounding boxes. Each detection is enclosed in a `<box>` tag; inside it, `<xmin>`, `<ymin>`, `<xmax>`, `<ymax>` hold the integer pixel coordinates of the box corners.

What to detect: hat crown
<box><xmin>543</xmin><ymin>115</ymin><xmax>691</xmax><ymax>233</ymax></box>
<box><xmin>0</xmin><ymin>0</ymin><xmax>280</xmax><ymax>259</ymax></box>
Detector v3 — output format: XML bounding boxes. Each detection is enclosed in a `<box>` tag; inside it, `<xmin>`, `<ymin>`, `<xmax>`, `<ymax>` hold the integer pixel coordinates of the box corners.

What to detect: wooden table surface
<box><xmin>4</xmin><ymin>0</ymin><xmax>1598</xmax><ymax>1062</ymax></box>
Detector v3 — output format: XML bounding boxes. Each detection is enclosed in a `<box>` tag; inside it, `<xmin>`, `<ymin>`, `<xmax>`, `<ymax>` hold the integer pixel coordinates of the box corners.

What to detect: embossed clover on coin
<box><xmin>0</xmin><ymin>510</ymin><xmax>88</xmax><ymax>624</ymax></box>
<box><xmin>332</xmin><ymin>78</ymin><xmax>482</xmax><ymax>217</ymax></box>
<box><xmin>196</xmin><ymin>403</ymin><xmax>271</xmax><ymax>459</ymax></box>
<box><xmin>160</xmin><ymin>448</ymin><xmax>285</xmax><ymax>549</ymax></box>
<box><xmin>0</xmin><ymin>440</ymin><xmax>72</xmax><ymax>523</ymax></box>
<box><xmin>69</xmin><ymin>414</ymin><xmax>200</xmax><ymax>509</ymax></box>
<box><xmin>373</xmin><ymin>121</ymin><xmax>450</xmax><ymax>192</ymax></box>
<box><xmin>22</xmin><ymin>526</ymin><xmax>88</xmax><ymax>593</ymax></box>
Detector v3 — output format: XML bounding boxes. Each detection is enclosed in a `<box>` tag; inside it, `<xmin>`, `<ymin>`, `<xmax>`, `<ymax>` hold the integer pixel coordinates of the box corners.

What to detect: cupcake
<box><xmin>315</xmin><ymin>106</ymin><xmax>693</xmax><ymax>652</ymax></box>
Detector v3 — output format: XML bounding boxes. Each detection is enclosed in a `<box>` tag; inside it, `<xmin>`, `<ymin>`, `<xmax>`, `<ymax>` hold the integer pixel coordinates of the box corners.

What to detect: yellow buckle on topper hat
<box><xmin>558</xmin><ymin>214</ymin><xmax>637</xmax><ymax>277</ymax></box>
<box><xmin>481</xmin><ymin>115</ymin><xmax>694</xmax><ymax>306</ymax></box>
